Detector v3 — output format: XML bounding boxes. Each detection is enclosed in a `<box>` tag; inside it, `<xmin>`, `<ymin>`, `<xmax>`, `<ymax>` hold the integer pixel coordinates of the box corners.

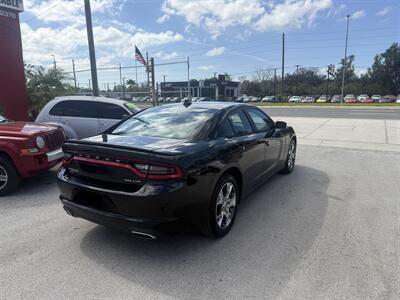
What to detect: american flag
<box><xmin>135</xmin><ymin>46</ymin><xmax>147</xmax><ymax>66</ymax></box>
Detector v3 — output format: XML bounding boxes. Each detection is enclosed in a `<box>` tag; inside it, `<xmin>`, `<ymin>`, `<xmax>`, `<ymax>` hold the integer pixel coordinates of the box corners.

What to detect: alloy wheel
<box><xmin>215</xmin><ymin>181</ymin><xmax>237</xmax><ymax>229</ymax></box>
<box><xmin>287</xmin><ymin>140</ymin><xmax>296</xmax><ymax>170</ymax></box>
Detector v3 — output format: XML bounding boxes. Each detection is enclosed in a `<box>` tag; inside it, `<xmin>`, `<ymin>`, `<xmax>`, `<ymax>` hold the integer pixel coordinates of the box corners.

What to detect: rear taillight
<box><xmin>134</xmin><ymin>163</ymin><xmax>183</xmax><ymax>179</ymax></box>
<box><xmin>65</xmin><ymin>155</ymin><xmax>183</xmax><ymax>180</ymax></box>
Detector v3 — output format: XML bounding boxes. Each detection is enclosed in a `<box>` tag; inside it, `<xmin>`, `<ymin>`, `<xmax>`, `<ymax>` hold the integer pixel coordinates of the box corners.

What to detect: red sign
<box><xmin>0</xmin><ymin>6</ymin><xmax>28</xmax><ymax>120</ymax></box>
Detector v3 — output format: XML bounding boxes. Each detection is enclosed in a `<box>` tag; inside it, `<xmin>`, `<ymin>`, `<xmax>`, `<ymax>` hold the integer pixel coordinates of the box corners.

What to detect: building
<box><xmin>0</xmin><ymin>0</ymin><xmax>29</xmax><ymax>120</ymax></box>
<box><xmin>160</xmin><ymin>74</ymin><xmax>240</xmax><ymax>100</ymax></box>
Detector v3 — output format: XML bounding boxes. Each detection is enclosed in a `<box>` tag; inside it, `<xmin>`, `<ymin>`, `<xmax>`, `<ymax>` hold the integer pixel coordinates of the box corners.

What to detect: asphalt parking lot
<box><xmin>1</xmin><ymin>111</ymin><xmax>399</xmax><ymax>299</ymax></box>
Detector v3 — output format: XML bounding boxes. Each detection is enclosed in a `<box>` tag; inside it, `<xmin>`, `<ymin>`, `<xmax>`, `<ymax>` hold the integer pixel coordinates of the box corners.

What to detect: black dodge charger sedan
<box><xmin>58</xmin><ymin>102</ymin><xmax>296</xmax><ymax>239</ymax></box>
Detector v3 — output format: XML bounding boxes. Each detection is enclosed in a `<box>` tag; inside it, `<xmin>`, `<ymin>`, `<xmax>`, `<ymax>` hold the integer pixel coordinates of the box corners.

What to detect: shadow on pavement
<box><xmin>80</xmin><ymin>165</ymin><xmax>330</xmax><ymax>298</ymax></box>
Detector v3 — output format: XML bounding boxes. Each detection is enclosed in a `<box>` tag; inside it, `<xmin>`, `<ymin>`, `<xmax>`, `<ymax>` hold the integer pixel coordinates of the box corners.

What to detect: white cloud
<box><xmin>376</xmin><ymin>7</ymin><xmax>391</xmax><ymax>17</ymax></box>
<box><xmin>161</xmin><ymin>0</ymin><xmax>332</xmax><ymax>37</ymax></box>
<box><xmin>24</xmin><ymin>0</ymin><xmax>113</xmax><ymax>26</ymax></box>
<box><xmin>157</xmin><ymin>14</ymin><xmax>170</xmax><ymax>23</ymax></box>
<box><xmin>255</xmin><ymin>0</ymin><xmax>332</xmax><ymax>31</ymax></box>
<box><xmin>206</xmin><ymin>47</ymin><xmax>226</xmax><ymax>56</ymax></box>
<box><xmin>162</xmin><ymin>0</ymin><xmax>265</xmax><ymax>38</ymax></box>
<box><xmin>21</xmin><ymin>22</ymin><xmax>183</xmax><ymax>67</ymax></box>
<box><xmin>198</xmin><ymin>65</ymin><xmax>215</xmax><ymax>70</ymax></box>
<box><xmin>154</xmin><ymin>51</ymin><xmax>178</xmax><ymax>60</ymax></box>
<box><xmin>352</xmin><ymin>9</ymin><xmax>366</xmax><ymax>19</ymax></box>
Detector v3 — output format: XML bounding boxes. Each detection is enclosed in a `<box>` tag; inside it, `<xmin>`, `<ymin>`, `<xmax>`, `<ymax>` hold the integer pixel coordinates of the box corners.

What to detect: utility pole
<box><xmin>341</xmin><ymin>15</ymin><xmax>350</xmax><ymax>103</ymax></box>
<box><xmin>119</xmin><ymin>63</ymin><xmax>122</xmax><ymax>86</ymax></box>
<box><xmin>150</xmin><ymin>58</ymin><xmax>156</xmax><ymax>106</ymax></box>
<box><xmin>294</xmin><ymin>64</ymin><xmax>301</xmax><ymax>95</ymax></box>
<box><xmin>88</xmin><ymin>79</ymin><xmax>91</xmax><ymax>91</ymax></box>
<box><xmin>84</xmin><ymin>0</ymin><xmax>99</xmax><ymax>96</ymax></box>
<box><xmin>281</xmin><ymin>32</ymin><xmax>285</xmax><ymax>102</ymax></box>
<box><xmin>123</xmin><ymin>77</ymin><xmax>125</xmax><ymax>98</ymax></box>
<box><xmin>72</xmin><ymin>59</ymin><xmax>77</xmax><ymax>91</ymax></box>
<box><xmin>51</xmin><ymin>55</ymin><xmax>56</xmax><ymax>71</ymax></box>
<box><xmin>187</xmin><ymin>56</ymin><xmax>191</xmax><ymax>100</ymax></box>
<box><xmin>273</xmin><ymin>68</ymin><xmax>277</xmax><ymax>98</ymax></box>
<box><xmin>213</xmin><ymin>72</ymin><xmax>217</xmax><ymax>79</ymax></box>
<box><xmin>163</xmin><ymin>75</ymin><xmax>166</xmax><ymax>84</ymax></box>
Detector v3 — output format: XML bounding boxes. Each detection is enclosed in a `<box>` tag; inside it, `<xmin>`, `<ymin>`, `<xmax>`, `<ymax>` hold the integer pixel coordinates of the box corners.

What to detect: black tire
<box><xmin>201</xmin><ymin>174</ymin><xmax>239</xmax><ymax>238</ymax></box>
<box><xmin>281</xmin><ymin>138</ymin><xmax>296</xmax><ymax>174</ymax></box>
<box><xmin>0</xmin><ymin>156</ymin><xmax>21</xmax><ymax>196</ymax></box>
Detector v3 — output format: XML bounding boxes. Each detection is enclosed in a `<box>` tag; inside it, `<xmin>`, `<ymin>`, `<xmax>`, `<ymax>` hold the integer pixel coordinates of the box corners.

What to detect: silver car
<box><xmin>35</xmin><ymin>96</ymin><xmax>140</xmax><ymax>139</ymax></box>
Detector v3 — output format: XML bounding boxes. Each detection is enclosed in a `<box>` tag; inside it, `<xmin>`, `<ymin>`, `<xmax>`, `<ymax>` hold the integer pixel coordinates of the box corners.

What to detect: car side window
<box><xmin>95</xmin><ymin>102</ymin><xmax>130</xmax><ymax>120</ymax></box>
<box><xmin>247</xmin><ymin>109</ymin><xmax>273</xmax><ymax>132</ymax></box>
<box><xmin>228</xmin><ymin>111</ymin><xmax>253</xmax><ymax>136</ymax></box>
<box><xmin>49</xmin><ymin>101</ymin><xmax>97</xmax><ymax>118</ymax></box>
<box><xmin>217</xmin><ymin>119</ymin><xmax>235</xmax><ymax>138</ymax></box>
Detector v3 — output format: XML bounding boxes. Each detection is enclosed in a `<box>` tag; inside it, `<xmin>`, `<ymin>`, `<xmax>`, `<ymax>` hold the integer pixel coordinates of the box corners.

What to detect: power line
<box><xmin>24</xmin><ymin>0</ymin><xmax>69</xmax><ymax>24</ymax></box>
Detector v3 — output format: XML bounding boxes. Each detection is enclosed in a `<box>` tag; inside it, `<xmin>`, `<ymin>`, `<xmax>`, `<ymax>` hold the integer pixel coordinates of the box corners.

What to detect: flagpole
<box><xmin>135</xmin><ymin>59</ymin><xmax>138</xmax><ymax>94</ymax></box>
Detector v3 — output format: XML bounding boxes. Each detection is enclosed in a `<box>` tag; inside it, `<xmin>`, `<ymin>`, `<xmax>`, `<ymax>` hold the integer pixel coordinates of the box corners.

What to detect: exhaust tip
<box><xmin>131</xmin><ymin>230</ymin><xmax>157</xmax><ymax>240</ymax></box>
<box><xmin>64</xmin><ymin>208</ymin><xmax>73</xmax><ymax>216</ymax></box>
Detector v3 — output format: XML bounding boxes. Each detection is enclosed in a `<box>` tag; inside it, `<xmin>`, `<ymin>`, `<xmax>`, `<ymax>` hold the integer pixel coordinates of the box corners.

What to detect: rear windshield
<box><xmin>112</xmin><ymin>105</ymin><xmax>218</xmax><ymax>139</ymax></box>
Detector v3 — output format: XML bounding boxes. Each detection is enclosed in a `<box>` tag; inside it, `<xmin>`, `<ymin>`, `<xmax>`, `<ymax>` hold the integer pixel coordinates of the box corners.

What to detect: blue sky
<box><xmin>20</xmin><ymin>0</ymin><xmax>400</xmax><ymax>88</ymax></box>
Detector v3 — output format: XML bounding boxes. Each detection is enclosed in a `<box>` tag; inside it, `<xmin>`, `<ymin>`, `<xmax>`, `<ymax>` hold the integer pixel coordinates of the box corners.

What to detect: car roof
<box><xmin>51</xmin><ymin>95</ymin><xmax>129</xmax><ymax>106</ymax></box>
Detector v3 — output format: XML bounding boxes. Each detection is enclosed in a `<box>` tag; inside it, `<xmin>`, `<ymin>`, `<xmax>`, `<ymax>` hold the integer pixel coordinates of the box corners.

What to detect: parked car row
<box><xmin>132</xmin><ymin>96</ymin><xmax>215</xmax><ymax>103</ymax></box>
<box><xmin>237</xmin><ymin>94</ymin><xmax>400</xmax><ymax>103</ymax></box>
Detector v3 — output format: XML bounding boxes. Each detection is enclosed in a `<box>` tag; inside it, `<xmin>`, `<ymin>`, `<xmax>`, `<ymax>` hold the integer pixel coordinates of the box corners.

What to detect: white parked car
<box><xmin>261</xmin><ymin>96</ymin><xmax>277</xmax><ymax>102</ymax></box>
<box><xmin>302</xmin><ymin>96</ymin><xmax>315</xmax><ymax>103</ymax></box>
<box><xmin>35</xmin><ymin>96</ymin><xmax>140</xmax><ymax>139</ymax></box>
<box><xmin>243</xmin><ymin>96</ymin><xmax>252</xmax><ymax>103</ymax></box>
<box><xmin>396</xmin><ymin>96</ymin><xmax>400</xmax><ymax>103</ymax></box>
<box><xmin>288</xmin><ymin>96</ymin><xmax>303</xmax><ymax>103</ymax></box>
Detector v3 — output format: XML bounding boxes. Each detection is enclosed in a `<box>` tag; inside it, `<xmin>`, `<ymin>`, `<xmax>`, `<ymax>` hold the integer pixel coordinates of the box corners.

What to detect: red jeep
<box><xmin>0</xmin><ymin>115</ymin><xmax>65</xmax><ymax>195</ymax></box>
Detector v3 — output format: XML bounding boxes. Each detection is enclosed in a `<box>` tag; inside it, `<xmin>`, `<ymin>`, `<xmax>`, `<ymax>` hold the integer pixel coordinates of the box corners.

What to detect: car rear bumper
<box><xmin>57</xmin><ymin>167</ymin><xmax>214</xmax><ymax>234</ymax></box>
<box><xmin>61</xmin><ymin>198</ymin><xmax>175</xmax><ymax>238</ymax></box>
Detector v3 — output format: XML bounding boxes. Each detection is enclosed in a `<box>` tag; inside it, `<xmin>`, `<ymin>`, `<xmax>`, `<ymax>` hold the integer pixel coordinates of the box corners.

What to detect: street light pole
<box><xmin>294</xmin><ymin>64</ymin><xmax>301</xmax><ymax>95</ymax></box>
<box><xmin>51</xmin><ymin>55</ymin><xmax>56</xmax><ymax>71</ymax></box>
<box><xmin>341</xmin><ymin>15</ymin><xmax>350</xmax><ymax>103</ymax></box>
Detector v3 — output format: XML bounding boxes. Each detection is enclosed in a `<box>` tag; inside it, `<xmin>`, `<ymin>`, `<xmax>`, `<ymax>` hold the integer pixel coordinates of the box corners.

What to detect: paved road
<box><xmin>1</xmin><ymin>146</ymin><xmax>399</xmax><ymax>299</ymax></box>
<box><xmin>259</xmin><ymin>106</ymin><xmax>400</xmax><ymax>120</ymax></box>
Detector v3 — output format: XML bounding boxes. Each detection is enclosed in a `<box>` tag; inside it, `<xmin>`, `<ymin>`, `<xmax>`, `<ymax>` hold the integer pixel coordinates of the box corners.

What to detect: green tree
<box><xmin>125</xmin><ymin>79</ymin><xmax>136</xmax><ymax>92</ymax></box>
<box><xmin>368</xmin><ymin>43</ymin><xmax>400</xmax><ymax>95</ymax></box>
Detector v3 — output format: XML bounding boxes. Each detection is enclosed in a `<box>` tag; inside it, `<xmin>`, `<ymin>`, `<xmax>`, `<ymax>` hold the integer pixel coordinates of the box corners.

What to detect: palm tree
<box><xmin>25</xmin><ymin>64</ymin><xmax>73</xmax><ymax>119</ymax></box>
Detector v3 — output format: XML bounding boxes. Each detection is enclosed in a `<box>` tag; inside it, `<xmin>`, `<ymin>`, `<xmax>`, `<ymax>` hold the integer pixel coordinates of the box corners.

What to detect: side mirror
<box><xmin>275</xmin><ymin>121</ymin><xmax>287</xmax><ymax>129</ymax></box>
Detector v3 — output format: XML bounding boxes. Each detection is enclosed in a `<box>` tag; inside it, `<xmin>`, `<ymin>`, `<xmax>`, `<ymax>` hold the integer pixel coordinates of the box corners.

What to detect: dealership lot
<box><xmin>1</xmin><ymin>112</ymin><xmax>399</xmax><ymax>299</ymax></box>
